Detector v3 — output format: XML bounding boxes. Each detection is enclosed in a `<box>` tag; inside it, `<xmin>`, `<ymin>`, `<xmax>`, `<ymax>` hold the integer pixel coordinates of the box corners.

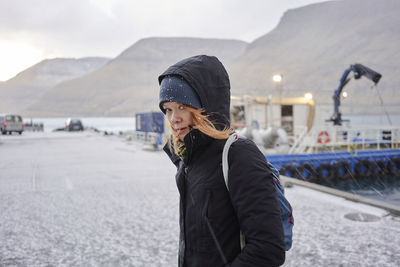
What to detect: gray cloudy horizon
<box><xmin>0</xmin><ymin>0</ymin><xmax>327</xmax><ymax>81</ymax></box>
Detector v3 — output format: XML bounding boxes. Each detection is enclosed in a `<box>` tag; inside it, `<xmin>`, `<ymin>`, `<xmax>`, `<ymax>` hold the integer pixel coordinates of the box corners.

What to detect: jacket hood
<box><xmin>158</xmin><ymin>55</ymin><xmax>231</xmax><ymax>127</ymax></box>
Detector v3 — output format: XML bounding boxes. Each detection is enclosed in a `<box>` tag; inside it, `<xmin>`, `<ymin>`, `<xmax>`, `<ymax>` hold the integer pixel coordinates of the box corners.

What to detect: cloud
<box><xmin>0</xmin><ymin>40</ymin><xmax>44</xmax><ymax>80</ymax></box>
<box><xmin>0</xmin><ymin>0</ymin><xmax>326</xmax><ymax>80</ymax></box>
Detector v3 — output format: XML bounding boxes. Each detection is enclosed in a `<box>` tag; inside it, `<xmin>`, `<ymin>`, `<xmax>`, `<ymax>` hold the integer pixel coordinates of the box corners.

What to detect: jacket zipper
<box><xmin>181</xmin><ymin>163</ymin><xmax>188</xmax><ymax>266</ymax></box>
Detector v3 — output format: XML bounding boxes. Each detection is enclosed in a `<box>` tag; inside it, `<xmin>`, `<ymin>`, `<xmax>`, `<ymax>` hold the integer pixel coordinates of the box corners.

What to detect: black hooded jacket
<box><xmin>160</xmin><ymin>55</ymin><xmax>285</xmax><ymax>267</ymax></box>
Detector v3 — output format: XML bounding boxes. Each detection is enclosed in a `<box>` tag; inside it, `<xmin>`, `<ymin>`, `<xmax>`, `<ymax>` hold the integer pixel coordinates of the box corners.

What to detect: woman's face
<box><xmin>163</xmin><ymin>102</ymin><xmax>194</xmax><ymax>141</ymax></box>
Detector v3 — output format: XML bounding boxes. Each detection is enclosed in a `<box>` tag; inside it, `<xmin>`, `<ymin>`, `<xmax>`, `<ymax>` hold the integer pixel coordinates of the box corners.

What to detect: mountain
<box><xmin>227</xmin><ymin>0</ymin><xmax>400</xmax><ymax>114</ymax></box>
<box><xmin>0</xmin><ymin>57</ymin><xmax>109</xmax><ymax>114</ymax></box>
<box><xmin>5</xmin><ymin>0</ymin><xmax>400</xmax><ymax>117</ymax></box>
<box><xmin>25</xmin><ymin>37</ymin><xmax>248</xmax><ymax>117</ymax></box>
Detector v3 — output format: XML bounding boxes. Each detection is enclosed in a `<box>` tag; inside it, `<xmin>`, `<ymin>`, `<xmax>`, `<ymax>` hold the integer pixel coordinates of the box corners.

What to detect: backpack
<box><xmin>222</xmin><ymin>133</ymin><xmax>294</xmax><ymax>251</ymax></box>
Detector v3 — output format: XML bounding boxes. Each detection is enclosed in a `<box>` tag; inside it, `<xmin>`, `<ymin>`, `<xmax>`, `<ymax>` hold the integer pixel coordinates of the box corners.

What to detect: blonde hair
<box><xmin>167</xmin><ymin>105</ymin><xmax>233</xmax><ymax>153</ymax></box>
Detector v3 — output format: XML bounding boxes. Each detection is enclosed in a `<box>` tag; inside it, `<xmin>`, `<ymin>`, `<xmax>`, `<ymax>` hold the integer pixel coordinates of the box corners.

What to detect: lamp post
<box><xmin>272</xmin><ymin>74</ymin><xmax>283</xmax><ymax>104</ymax></box>
<box><xmin>272</xmin><ymin>74</ymin><xmax>284</xmax><ymax>129</ymax></box>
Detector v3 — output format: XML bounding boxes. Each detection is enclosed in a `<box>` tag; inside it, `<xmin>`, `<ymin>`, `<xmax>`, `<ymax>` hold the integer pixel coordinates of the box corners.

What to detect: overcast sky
<box><xmin>0</xmin><ymin>0</ymin><xmax>327</xmax><ymax>81</ymax></box>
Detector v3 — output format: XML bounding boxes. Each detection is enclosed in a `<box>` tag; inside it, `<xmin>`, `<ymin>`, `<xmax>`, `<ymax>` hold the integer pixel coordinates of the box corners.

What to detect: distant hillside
<box><xmin>228</xmin><ymin>0</ymin><xmax>400</xmax><ymax>114</ymax></box>
<box><xmin>0</xmin><ymin>57</ymin><xmax>109</xmax><ymax>114</ymax></box>
<box><xmin>6</xmin><ymin>0</ymin><xmax>400</xmax><ymax>117</ymax></box>
<box><xmin>25</xmin><ymin>37</ymin><xmax>248</xmax><ymax>117</ymax></box>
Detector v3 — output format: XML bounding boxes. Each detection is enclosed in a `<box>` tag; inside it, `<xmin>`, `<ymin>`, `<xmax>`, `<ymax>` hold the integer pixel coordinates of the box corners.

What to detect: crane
<box><xmin>329</xmin><ymin>63</ymin><xmax>382</xmax><ymax>125</ymax></box>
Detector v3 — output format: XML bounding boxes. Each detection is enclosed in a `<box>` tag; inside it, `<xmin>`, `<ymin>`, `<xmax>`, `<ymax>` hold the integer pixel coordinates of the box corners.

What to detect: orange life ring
<box><xmin>317</xmin><ymin>131</ymin><xmax>330</xmax><ymax>144</ymax></box>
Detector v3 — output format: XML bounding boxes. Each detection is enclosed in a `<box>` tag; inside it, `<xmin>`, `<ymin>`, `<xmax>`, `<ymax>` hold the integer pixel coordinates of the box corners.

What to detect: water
<box><xmin>362</xmin><ymin>185</ymin><xmax>400</xmax><ymax>206</ymax></box>
<box><xmin>329</xmin><ymin>114</ymin><xmax>400</xmax><ymax>206</ymax></box>
<box><xmin>24</xmin><ymin>117</ymin><xmax>136</xmax><ymax>133</ymax></box>
<box><xmin>325</xmin><ymin>175</ymin><xmax>400</xmax><ymax>206</ymax></box>
<box><xmin>24</xmin><ymin>114</ymin><xmax>400</xmax><ymax>134</ymax></box>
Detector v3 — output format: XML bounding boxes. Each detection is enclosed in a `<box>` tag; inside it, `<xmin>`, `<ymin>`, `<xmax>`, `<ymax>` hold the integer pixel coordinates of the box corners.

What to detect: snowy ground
<box><xmin>0</xmin><ymin>132</ymin><xmax>399</xmax><ymax>267</ymax></box>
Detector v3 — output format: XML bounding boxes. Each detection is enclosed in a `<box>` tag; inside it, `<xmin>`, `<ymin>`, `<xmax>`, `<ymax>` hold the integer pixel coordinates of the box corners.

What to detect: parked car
<box><xmin>0</xmin><ymin>114</ymin><xmax>24</xmax><ymax>135</ymax></box>
<box><xmin>65</xmin><ymin>118</ymin><xmax>84</xmax><ymax>131</ymax></box>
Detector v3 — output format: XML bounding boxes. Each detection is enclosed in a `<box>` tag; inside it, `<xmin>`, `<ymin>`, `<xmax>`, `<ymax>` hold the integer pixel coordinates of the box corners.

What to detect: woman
<box><xmin>159</xmin><ymin>55</ymin><xmax>285</xmax><ymax>267</ymax></box>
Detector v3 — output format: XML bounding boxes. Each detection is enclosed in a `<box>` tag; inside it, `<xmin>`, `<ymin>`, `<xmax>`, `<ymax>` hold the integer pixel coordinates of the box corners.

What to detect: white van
<box><xmin>0</xmin><ymin>114</ymin><xmax>24</xmax><ymax>135</ymax></box>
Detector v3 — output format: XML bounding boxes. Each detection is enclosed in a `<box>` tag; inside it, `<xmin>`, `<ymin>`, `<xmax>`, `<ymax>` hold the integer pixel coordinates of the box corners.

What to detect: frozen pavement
<box><xmin>283</xmin><ymin>186</ymin><xmax>399</xmax><ymax>266</ymax></box>
<box><xmin>0</xmin><ymin>132</ymin><xmax>399</xmax><ymax>267</ymax></box>
<box><xmin>0</xmin><ymin>132</ymin><xmax>179</xmax><ymax>267</ymax></box>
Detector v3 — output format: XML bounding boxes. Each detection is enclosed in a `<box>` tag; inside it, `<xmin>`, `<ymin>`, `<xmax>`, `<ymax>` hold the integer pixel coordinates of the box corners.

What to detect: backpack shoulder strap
<box><xmin>222</xmin><ymin>132</ymin><xmax>247</xmax><ymax>249</ymax></box>
<box><xmin>208</xmin><ymin>133</ymin><xmax>242</xmax><ymax>264</ymax></box>
<box><xmin>222</xmin><ymin>133</ymin><xmax>241</xmax><ymax>190</ymax></box>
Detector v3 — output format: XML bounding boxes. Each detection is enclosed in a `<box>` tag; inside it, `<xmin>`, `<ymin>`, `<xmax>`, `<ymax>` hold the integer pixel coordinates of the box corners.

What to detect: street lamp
<box><xmin>272</xmin><ymin>74</ymin><xmax>283</xmax><ymax>83</ymax></box>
